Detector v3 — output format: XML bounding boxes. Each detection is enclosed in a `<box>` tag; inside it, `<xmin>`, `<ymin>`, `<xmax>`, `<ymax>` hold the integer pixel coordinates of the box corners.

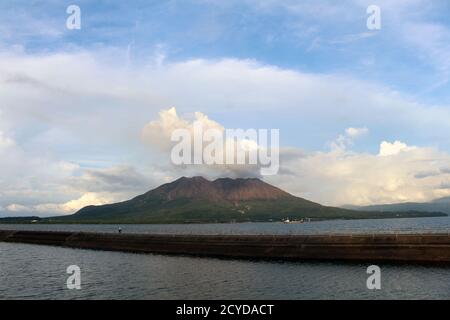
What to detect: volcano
<box><xmin>50</xmin><ymin>176</ymin><xmax>446</xmax><ymax>223</ymax></box>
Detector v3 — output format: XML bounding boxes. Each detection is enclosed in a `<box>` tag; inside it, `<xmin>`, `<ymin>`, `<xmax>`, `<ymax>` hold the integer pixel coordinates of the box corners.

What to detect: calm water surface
<box><xmin>1</xmin><ymin>217</ymin><xmax>450</xmax><ymax>299</ymax></box>
<box><xmin>2</xmin><ymin>216</ymin><xmax>450</xmax><ymax>235</ymax></box>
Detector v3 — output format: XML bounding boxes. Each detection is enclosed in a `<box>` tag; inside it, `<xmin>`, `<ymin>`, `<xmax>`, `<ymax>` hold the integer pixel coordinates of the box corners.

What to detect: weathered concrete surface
<box><xmin>1</xmin><ymin>230</ymin><xmax>450</xmax><ymax>263</ymax></box>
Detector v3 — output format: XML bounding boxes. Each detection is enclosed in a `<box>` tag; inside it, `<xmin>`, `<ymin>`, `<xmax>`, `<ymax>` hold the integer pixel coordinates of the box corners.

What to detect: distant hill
<box><xmin>43</xmin><ymin>177</ymin><xmax>447</xmax><ymax>224</ymax></box>
<box><xmin>344</xmin><ymin>197</ymin><xmax>450</xmax><ymax>215</ymax></box>
<box><xmin>0</xmin><ymin>216</ymin><xmax>42</xmax><ymax>224</ymax></box>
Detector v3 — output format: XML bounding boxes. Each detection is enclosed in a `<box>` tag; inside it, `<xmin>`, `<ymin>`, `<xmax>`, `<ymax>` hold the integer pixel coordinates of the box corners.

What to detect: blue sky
<box><xmin>1</xmin><ymin>0</ymin><xmax>450</xmax><ymax>215</ymax></box>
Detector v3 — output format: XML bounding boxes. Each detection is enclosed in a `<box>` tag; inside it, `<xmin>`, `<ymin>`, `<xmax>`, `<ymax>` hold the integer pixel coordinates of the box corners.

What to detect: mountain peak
<box><xmin>152</xmin><ymin>176</ymin><xmax>290</xmax><ymax>202</ymax></box>
<box><xmin>211</xmin><ymin>177</ymin><xmax>290</xmax><ymax>201</ymax></box>
<box><xmin>178</xmin><ymin>176</ymin><xmax>209</xmax><ymax>182</ymax></box>
<box><xmin>172</xmin><ymin>176</ymin><xmax>210</xmax><ymax>186</ymax></box>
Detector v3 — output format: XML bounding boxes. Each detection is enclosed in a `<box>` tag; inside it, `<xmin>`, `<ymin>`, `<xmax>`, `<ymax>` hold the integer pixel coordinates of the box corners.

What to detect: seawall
<box><xmin>1</xmin><ymin>230</ymin><xmax>450</xmax><ymax>263</ymax></box>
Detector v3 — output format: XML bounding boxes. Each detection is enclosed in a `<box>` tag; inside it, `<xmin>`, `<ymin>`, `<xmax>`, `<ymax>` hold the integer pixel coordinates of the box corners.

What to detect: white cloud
<box><xmin>5</xmin><ymin>192</ymin><xmax>116</xmax><ymax>216</ymax></box>
<box><xmin>379</xmin><ymin>140</ymin><xmax>416</xmax><ymax>157</ymax></box>
<box><xmin>142</xmin><ymin>107</ymin><xmax>224</xmax><ymax>151</ymax></box>
<box><xmin>1</xmin><ymin>50</ymin><xmax>450</xmax><ymax>147</ymax></box>
<box><xmin>34</xmin><ymin>193</ymin><xmax>116</xmax><ymax>215</ymax></box>
<box><xmin>142</xmin><ymin>107</ymin><xmax>274</xmax><ymax>178</ymax></box>
<box><xmin>267</xmin><ymin>135</ymin><xmax>450</xmax><ymax>206</ymax></box>
<box><xmin>345</xmin><ymin>127</ymin><xmax>368</xmax><ymax>138</ymax></box>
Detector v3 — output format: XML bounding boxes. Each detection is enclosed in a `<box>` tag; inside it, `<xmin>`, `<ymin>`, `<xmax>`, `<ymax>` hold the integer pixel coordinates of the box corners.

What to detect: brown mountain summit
<box><xmin>152</xmin><ymin>176</ymin><xmax>293</xmax><ymax>202</ymax></box>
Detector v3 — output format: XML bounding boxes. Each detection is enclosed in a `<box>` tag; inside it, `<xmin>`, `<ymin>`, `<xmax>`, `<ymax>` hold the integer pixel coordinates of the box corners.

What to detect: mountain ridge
<box><xmin>149</xmin><ymin>176</ymin><xmax>299</xmax><ymax>202</ymax></box>
<box><xmin>43</xmin><ymin>176</ymin><xmax>447</xmax><ymax>224</ymax></box>
<box><xmin>344</xmin><ymin>197</ymin><xmax>450</xmax><ymax>214</ymax></box>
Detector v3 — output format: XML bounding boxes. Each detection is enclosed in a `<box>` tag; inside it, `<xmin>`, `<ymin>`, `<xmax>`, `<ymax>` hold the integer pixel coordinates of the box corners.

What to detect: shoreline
<box><xmin>2</xmin><ymin>230</ymin><xmax>450</xmax><ymax>264</ymax></box>
<box><xmin>0</xmin><ymin>213</ymin><xmax>448</xmax><ymax>225</ymax></box>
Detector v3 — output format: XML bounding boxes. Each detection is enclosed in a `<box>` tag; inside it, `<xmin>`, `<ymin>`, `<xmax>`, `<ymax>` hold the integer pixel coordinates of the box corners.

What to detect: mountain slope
<box><xmin>345</xmin><ymin>197</ymin><xmax>450</xmax><ymax>215</ymax></box>
<box><xmin>48</xmin><ymin>177</ymin><xmax>447</xmax><ymax>223</ymax></box>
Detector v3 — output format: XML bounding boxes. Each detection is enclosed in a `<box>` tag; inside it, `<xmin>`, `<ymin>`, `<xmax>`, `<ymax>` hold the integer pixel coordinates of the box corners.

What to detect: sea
<box><xmin>1</xmin><ymin>216</ymin><xmax>450</xmax><ymax>299</ymax></box>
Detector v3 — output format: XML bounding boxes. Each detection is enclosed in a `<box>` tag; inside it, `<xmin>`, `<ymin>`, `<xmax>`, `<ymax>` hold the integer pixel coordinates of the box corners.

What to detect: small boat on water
<box><xmin>283</xmin><ymin>218</ymin><xmax>306</xmax><ymax>224</ymax></box>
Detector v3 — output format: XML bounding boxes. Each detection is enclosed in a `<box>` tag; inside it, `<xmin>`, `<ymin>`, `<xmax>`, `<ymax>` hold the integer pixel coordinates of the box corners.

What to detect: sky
<box><xmin>1</xmin><ymin>0</ymin><xmax>450</xmax><ymax>216</ymax></box>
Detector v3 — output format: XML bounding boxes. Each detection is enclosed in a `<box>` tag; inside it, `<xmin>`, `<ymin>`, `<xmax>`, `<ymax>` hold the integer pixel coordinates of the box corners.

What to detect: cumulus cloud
<box><xmin>267</xmin><ymin>137</ymin><xmax>450</xmax><ymax>206</ymax></box>
<box><xmin>142</xmin><ymin>107</ymin><xmax>277</xmax><ymax>178</ymax></box>
<box><xmin>379</xmin><ymin>141</ymin><xmax>417</xmax><ymax>157</ymax></box>
<box><xmin>35</xmin><ymin>192</ymin><xmax>116</xmax><ymax>215</ymax></box>
<box><xmin>6</xmin><ymin>192</ymin><xmax>116</xmax><ymax>216</ymax></box>
<box><xmin>142</xmin><ymin>107</ymin><xmax>224</xmax><ymax>151</ymax></box>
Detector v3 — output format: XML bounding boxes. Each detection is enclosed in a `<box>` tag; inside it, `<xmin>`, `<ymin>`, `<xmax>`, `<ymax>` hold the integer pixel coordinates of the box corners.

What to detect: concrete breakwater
<box><xmin>1</xmin><ymin>230</ymin><xmax>450</xmax><ymax>263</ymax></box>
